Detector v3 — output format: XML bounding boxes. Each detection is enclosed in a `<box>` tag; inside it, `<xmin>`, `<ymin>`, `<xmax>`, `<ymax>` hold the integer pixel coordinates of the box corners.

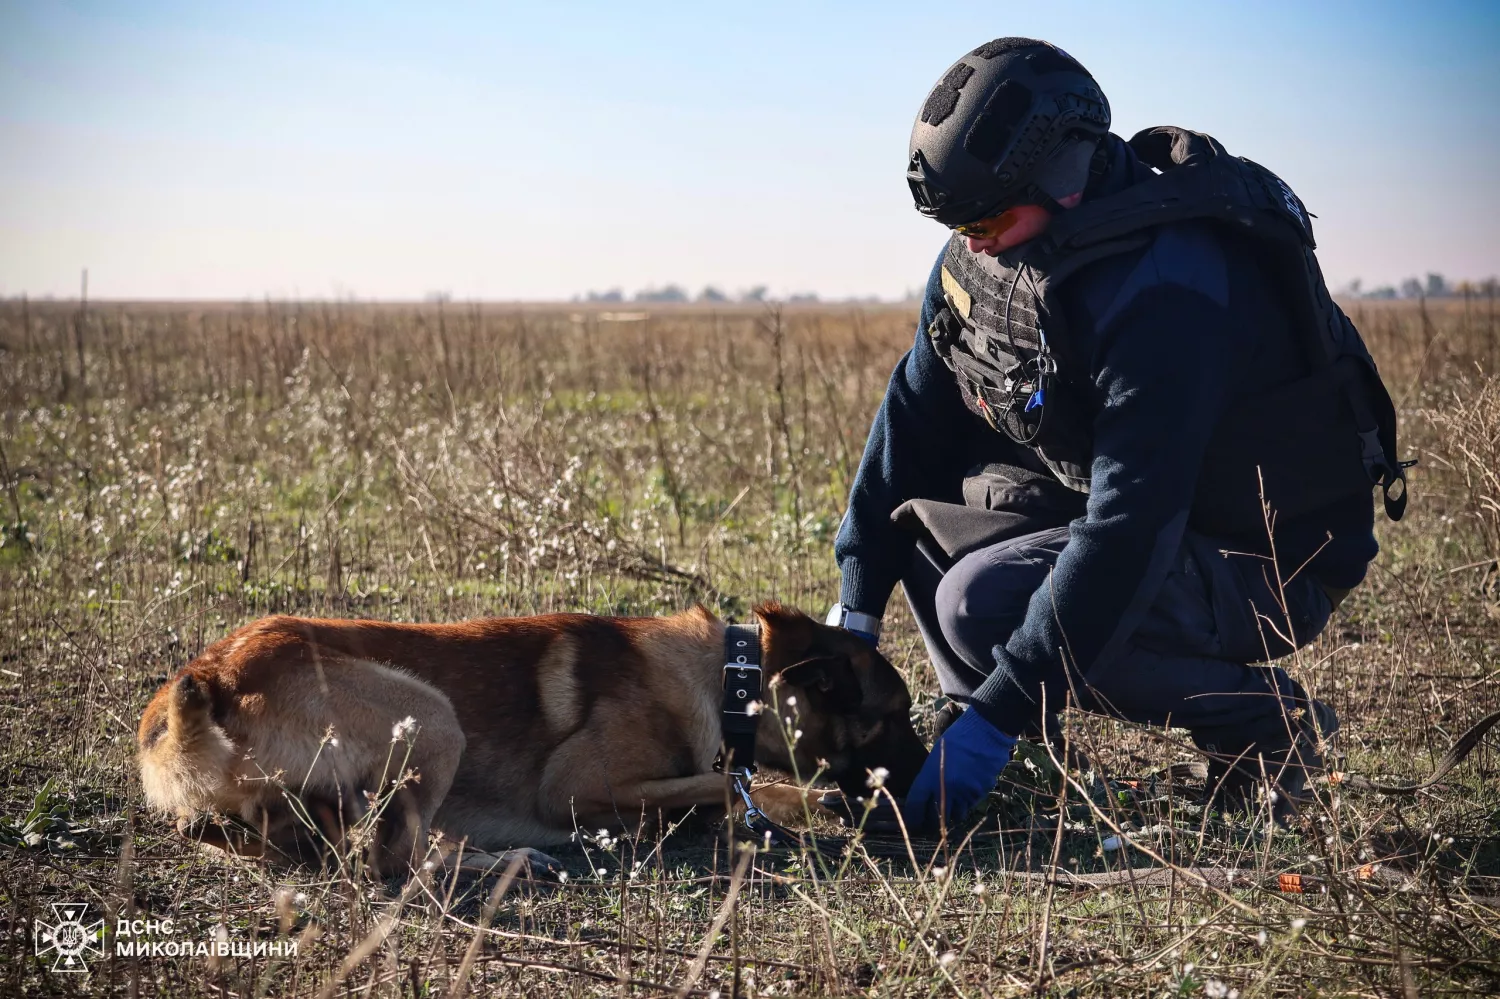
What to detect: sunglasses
<box><xmin>952</xmin><ymin>206</ymin><xmax>1027</xmax><ymax>240</ymax></box>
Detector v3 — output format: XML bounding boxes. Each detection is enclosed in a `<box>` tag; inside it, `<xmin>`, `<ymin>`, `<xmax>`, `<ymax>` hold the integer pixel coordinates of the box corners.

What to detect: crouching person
<box><xmin>825</xmin><ymin>38</ymin><xmax>1409</xmax><ymax>830</ymax></box>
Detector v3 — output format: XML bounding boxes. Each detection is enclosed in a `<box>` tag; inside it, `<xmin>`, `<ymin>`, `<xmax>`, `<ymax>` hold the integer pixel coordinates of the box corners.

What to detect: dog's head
<box><xmin>752</xmin><ymin>602</ymin><xmax>927</xmax><ymax>800</ymax></box>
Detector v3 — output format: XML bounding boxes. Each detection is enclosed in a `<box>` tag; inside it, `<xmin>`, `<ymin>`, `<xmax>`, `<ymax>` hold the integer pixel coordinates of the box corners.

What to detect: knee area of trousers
<box><xmin>934</xmin><ymin>552</ymin><xmax>1019</xmax><ymax>644</ymax></box>
<box><xmin>932</xmin><ymin>560</ymin><xmax>978</xmax><ymax>644</ymax></box>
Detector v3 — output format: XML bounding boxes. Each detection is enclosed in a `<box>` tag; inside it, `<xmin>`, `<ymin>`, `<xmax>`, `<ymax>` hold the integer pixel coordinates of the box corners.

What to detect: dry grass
<box><xmin>0</xmin><ymin>295</ymin><xmax>1497</xmax><ymax>997</ymax></box>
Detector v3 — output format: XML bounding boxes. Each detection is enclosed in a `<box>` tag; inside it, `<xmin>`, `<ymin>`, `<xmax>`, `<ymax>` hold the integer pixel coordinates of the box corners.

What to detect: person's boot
<box><xmin>1201</xmin><ymin>699</ymin><xmax>1339</xmax><ymax>824</ymax></box>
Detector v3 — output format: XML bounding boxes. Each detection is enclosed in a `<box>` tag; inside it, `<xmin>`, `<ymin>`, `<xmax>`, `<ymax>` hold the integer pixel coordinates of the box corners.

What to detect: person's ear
<box><xmin>779</xmin><ymin>655</ymin><xmax>863</xmax><ymax>710</ymax></box>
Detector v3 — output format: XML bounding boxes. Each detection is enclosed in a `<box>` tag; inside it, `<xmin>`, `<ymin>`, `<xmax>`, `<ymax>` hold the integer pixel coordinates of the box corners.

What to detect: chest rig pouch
<box><xmin>929</xmin><ymin>126</ymin><xmax>1410</xmax><ymax>535</ymax></box>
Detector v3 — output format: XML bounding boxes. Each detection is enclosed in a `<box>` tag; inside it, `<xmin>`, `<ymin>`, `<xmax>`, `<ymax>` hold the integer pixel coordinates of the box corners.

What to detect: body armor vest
<box><xmin>929</xmin><ymin>126</ymin><xmax>1409</xmax><ymax>537</ymax></box>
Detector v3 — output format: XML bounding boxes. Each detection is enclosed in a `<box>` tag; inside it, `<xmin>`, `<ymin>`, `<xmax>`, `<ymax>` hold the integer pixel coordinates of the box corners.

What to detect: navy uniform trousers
<box><xmin>902</xmin><ymin>524</ymin><xmax>1338</xmax><ymax>755</ymax></box>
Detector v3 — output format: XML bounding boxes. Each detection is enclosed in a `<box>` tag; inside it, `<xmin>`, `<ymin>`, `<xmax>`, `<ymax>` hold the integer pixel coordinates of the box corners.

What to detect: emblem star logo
<box><xmin>35</xmin><ymin>902</ymin><xmax>105</xmax><ymax>973</ymax></box>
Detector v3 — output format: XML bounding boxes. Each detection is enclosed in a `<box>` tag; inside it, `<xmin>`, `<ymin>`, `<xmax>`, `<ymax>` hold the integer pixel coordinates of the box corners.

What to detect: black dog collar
<box><xmin>714</xmin><ymin>622</ymin><xmax>762</xmax><ymax>774</ymax></box>
<box><xmin>714</xmin><ymin>622</ymin><xmax>820</xmax><ymax>850</ymax></box>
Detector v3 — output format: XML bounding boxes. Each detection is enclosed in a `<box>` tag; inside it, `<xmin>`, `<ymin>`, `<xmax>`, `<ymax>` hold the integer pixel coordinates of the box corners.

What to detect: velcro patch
<box><xmin>940</xmin><ymin>266</ymin><xmax>972</xmax><ymax>319</ymax></box>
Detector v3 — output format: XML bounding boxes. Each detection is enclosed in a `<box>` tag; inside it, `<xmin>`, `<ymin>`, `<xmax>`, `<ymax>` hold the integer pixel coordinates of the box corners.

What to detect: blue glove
<box><xmin>847</xmin><ymin>629</ymin><xmax>878</xmax><ymax>648</ymax></box>
<box><xmin>903</xmin><ymin>709</ymin><xmax>1018</xmax><ymax>831</ymax></box>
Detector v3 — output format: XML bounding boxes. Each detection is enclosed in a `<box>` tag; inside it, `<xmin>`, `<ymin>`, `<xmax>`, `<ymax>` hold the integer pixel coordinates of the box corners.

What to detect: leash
<box><xmin>824</xmin><ymin>709</ymin><xmax>1500</xmax><ymax>900</ymax></box>
<box><xmin>1152</xmin><ymin>708</ymin><xmax>1500</xmax><ymax>796</ymax></box>
<box><xmin>934</xmin><ymin>709</ymin><xmax>1500</xmax><ymax>898</ymax></box>
<box><xmin>1328</xmin><ymin>708</ymin><xmax>1500</xmax><ymax>794</ymax></box>
<box><xmin>979</xmin><ymin>861</ymin><xmax>1500</xmax><ymax>901</ymax></box>
<box><xmin>712</xmin><ymin>625</ymin><xmax>1496</xmax><ymax>871</ymax></box>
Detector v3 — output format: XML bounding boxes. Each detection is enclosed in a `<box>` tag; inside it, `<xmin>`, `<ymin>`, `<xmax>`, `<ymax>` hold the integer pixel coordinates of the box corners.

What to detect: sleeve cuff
<box><xmin>837</xmin><ymin>557</ymin><xmax>900</xmax><ymax>618</ymax></box>
<box><xmin>967</xmin><ymin>647</ymin><xmax>1044</xmax><ymax>737</ymax></box>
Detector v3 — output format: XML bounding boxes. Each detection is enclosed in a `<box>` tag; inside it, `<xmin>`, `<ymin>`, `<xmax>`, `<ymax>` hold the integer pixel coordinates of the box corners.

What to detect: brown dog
<box><xmin>137</xmin><ymin>602</ymin><xmax>926</xmax><ymax>873</ymax></box>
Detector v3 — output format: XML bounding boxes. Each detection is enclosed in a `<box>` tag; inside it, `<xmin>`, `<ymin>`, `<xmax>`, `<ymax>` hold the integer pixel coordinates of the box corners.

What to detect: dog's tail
<box><xmin>137</xmin><ymin>671</ymin><xmax>237</xmax><ymax>817</ymax></box>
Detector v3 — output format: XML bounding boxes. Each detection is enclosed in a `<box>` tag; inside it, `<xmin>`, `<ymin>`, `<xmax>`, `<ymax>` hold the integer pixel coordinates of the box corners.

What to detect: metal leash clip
<box><xmin>728</xmin><ymin>766</ymin><xmax>802</xmax><ymax>848</ymax></box>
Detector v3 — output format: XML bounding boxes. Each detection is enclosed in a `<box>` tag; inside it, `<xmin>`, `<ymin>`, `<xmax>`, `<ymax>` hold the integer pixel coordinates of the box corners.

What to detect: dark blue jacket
<box><xmin>835</xmin><ymin>134</ymin><xmax>1377</xmax><ymax>735</ymax></box>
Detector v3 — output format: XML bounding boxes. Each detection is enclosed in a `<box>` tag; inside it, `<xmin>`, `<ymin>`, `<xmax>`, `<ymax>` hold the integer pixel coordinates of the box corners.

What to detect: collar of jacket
<box><xmin>993</xmin><ymin>133</ymin><xmax>1152</xmax><ymax>270</ymax></box>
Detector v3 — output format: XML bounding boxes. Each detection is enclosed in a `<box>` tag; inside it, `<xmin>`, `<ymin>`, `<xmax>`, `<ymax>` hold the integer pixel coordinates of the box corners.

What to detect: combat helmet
<box><xmin>908</xmin><ymin>38</ymin><xmax>1111</xmax><ymax>226</ymax></box>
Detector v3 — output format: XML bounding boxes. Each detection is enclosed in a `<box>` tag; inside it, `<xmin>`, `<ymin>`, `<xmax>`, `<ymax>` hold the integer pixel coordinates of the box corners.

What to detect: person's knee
<box><xmin>933</xmin><ymin>550</ymin><xmax>1033</xmax><ymax>664</ymax></box>
<box><xmin>932</xmin><ymin>552</ymin><xmax>983</xmax><ymax>651</ymax></box>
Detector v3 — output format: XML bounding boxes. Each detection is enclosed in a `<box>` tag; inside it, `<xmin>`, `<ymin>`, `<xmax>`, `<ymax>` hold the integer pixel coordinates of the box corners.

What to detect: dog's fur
<box><xmin>137</xmin><ymin>602</ymin><xmax>926</xmax><ymax>873</ymax></box>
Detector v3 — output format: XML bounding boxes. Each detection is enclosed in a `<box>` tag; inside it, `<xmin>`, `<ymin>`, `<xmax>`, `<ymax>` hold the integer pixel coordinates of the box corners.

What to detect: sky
<box><xmin>1</xmin><ymin>1</ymin><xmax>1497</xmax><ymax>301</ymax></box>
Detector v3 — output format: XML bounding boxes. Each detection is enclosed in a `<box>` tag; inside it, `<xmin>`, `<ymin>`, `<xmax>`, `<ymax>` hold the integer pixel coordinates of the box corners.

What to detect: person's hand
<box><xmin>903</xmin><ymin>709</ymin><xmax>1017</xmax><ymax>832</ymax></box>
<box><xmin>847</xmin><ymin>628</ymin><xmax>878</xmax><ymax>648</ymax></box>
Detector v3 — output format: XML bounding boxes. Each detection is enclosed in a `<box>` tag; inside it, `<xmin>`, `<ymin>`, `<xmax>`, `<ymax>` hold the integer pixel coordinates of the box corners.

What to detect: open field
<box><xmin>1</xmin><ymin>295</ymin><xmax>1498</xmax><ymax>997</ymax></box>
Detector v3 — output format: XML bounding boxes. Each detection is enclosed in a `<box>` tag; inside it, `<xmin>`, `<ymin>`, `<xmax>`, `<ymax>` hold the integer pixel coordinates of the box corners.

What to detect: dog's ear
<box><xmin>779</xmin><ymin>655</ymin><xmax>863</xmax><ymax>710</ymax></box>
<box><xmin>754</xmin><ymin>601</ymin><xmax>816</xmax><ymax>653</ymax></box>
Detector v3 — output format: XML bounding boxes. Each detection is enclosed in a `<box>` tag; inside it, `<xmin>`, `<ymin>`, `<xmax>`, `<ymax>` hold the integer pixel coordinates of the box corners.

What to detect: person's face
<box><xmin>957</xmin><ymin>192</ymin><xmax>1082</xmax><ymax>256</ymax></box>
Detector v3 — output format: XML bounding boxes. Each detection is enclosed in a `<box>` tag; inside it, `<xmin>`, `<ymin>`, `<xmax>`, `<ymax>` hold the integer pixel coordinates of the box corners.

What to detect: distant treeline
<box><xmin>574</xmin><ymin>284</ymin><xmax>905</xmax><ymax>305</ymax></box>
<box><xmin>1342</xmin><ymin>273</ymin><xmax>1498</xmax><ymax>301</ymax></box>
<box><xmin>581</xmin><ymin>275</ymin><xmax>1500</xmax><ymax>305</ymax></box>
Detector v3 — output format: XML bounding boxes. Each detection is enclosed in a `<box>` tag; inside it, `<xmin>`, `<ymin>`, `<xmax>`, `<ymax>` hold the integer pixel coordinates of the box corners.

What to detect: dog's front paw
<box><xmin>450</xmin><ymin>846</ymin><xmax>566</xmax><ymax>883</ymax></box>
<box><xmin>746</xmin><ymin>783</ymin><xmax>841</xmax><ymax>827</ymax></box>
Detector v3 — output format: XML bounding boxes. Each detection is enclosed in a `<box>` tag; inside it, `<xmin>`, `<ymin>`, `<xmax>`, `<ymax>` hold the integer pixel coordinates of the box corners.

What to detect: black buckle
<box><xmin>720</xmin><ymin>663</ymin><xmax>762</xmax><ymax>736</ymax></box>
<box><xmin>723</xmin><ymin>661</ymin><xmax>762</xmax><ymax>688</ymax></box>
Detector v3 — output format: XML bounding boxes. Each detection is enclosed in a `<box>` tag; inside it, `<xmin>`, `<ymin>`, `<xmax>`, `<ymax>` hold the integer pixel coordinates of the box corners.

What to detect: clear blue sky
<box><xmin>1</xmin><ymin>0</ymin><xmax>1496</xmax><ymax>300</ymax></box>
